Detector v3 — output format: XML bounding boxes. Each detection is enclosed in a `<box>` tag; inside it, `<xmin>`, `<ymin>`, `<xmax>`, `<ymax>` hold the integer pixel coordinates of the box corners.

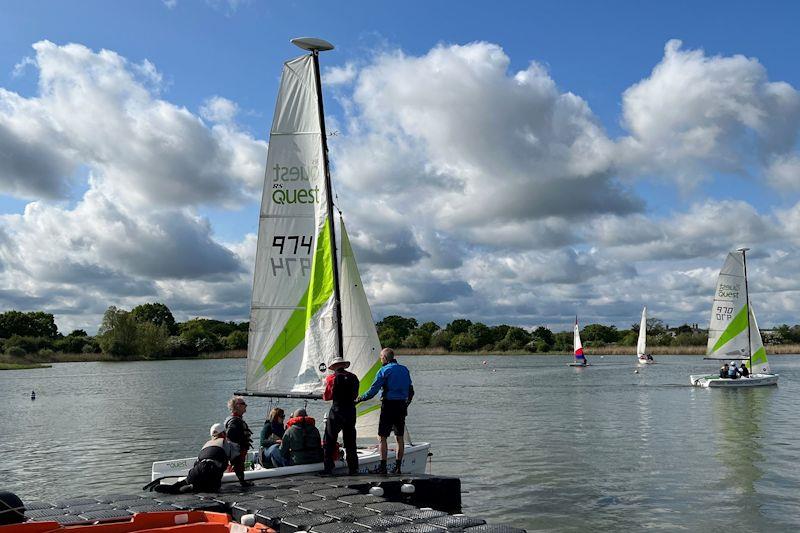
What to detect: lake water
<box><xmin>2</xmin><ymin>355</ymin><xmax>800</xmax><ymax>532</ymax></box>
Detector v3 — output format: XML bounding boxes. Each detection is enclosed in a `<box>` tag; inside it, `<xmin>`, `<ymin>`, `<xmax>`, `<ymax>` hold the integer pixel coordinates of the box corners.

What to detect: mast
<box><xmin>739</xmin><ymin>247</ymin><xmax>752</xmax><ymax>369</ymax></box>
<box><xmin>292</xmin><ymin>37</ymin><xmax>344</xmax><ymax>360</ymax></box>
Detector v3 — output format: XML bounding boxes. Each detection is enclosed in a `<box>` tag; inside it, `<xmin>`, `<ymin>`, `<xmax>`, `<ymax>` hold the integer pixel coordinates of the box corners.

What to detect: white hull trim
<box><xmin>151</xmin><ymin>442</ymin><xmax>431</xmax><ymax>483</ymax></box>
<box><xmin>689</xmin><ymin>373</ymin><xmax>779</xmax><ymax>388</ymax></box>
<box><xmin>637</xmin><ymin>357</ymin><xmax>656</xmax><ymax>365</ymax></box>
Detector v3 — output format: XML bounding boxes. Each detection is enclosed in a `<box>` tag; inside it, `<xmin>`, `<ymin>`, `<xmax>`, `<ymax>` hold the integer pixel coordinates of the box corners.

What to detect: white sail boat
<box><xmin>636</xmin><ymin>306</ymin><xmax>655</xmax><ymax>364</ymax></box>
<box><xmin>151</xmin><ymin>38</ymin><xmax>429</xmax><ymax>483</ymax></box>
<box><xmin>568</xmin><ymin>317</ymin><xmax>589</xmax><ymax>366</ymax></box>
<box><xmin>689</xmin><ymin>249</ymin><xmax>778</xmax><ymax>388</ymax></box>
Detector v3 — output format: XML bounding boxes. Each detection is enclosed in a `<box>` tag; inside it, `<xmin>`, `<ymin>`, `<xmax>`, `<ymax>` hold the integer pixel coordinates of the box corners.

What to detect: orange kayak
<box><xmin>0</xmin><ymin>511</ymin><xmax>274</xmax><ymax>533</ymax></box>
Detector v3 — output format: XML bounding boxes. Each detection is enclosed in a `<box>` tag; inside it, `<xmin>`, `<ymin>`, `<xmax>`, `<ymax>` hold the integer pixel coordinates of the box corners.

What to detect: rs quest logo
<box><xmin>271</xmin><ymin>162</ymin><xmax>321</xmax><ymax>205</ymax></box>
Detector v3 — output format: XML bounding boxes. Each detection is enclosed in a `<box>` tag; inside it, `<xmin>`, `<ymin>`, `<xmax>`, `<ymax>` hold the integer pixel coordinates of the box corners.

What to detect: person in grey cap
<box><xmin>322</xmin><ymin>356</ymin><xmax>360</xmax><ymax>475</ymax></box>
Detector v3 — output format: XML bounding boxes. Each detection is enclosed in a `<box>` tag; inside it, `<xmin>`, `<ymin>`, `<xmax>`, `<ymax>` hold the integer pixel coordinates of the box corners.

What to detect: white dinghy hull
<box><xmin>152</xmin><ymin>442</ymin><xmax>430</xmax><ymax>483</ymax></box>
<box><xmin>689</xmin><ymin>373</ymin><xmax>779</xmax><ymax>388</ymax></box>
<box><xmin>637</xmin><ymin>357</ymin><xmax>656</xmax><ymax>365</ymax></box>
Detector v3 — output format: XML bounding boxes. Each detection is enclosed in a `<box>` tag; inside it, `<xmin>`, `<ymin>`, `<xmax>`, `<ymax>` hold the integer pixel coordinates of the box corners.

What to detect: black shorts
<box><xmin>378</xmin><ymin>400</ymin><xmax>408</xmax><ymax>437</ymax></box>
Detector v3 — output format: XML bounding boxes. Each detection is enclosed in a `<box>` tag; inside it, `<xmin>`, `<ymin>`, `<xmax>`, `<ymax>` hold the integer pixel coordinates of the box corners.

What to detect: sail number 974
<box><xmin>271</xmin><ymin>235</ymin><xmax>313</xmax><ymax>276</ymax></box>
<box><xmin>716</xmin><ymin>306</ymin><xmax>734</xmax><ymax>321</ymax></box>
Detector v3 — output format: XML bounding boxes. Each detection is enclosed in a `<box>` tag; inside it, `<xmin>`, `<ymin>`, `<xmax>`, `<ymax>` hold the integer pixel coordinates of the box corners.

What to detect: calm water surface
<box><xmin>2</xmin><ymin>355</ymin><xmax>800</xmax><ymax>532</ymax></box>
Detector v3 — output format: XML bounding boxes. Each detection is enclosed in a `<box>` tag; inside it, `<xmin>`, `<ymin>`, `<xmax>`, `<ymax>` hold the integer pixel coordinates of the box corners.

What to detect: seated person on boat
<box><xmin>277</xmin><ymin>408</ymin><xmax>323</xmax><ymax>466</ymax></box>
<box><xmin>740</xmin><ymin>363</ymin><xmax>750</xmax><ymax>378</ymax></box>
<box><xmin>719</xmin><ymin>363</ymin><xmax>729</xmax><ymax>378</ymax></box>
<box><xmin>727</xmin><ymin>361</ymin><xmax>740</xmax><ymax>379</ymax></box>
<box><xmin>260</xmin><ymin>407</ymin><xmax>285</xmax><ymax>467</ymax></box>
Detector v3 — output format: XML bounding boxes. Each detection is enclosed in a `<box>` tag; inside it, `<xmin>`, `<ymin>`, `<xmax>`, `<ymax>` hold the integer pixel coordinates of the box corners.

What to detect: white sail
<box><xmin>707</xmin><ymin>252</ymin><xmax>750</xmax><ymax>360</ymax></box>
<box><xmin>747</xmin><ymin>306</ymin><xmax>770</xmax><ymax>374</ymax></box>
<box><xmin>573</xmin><ymin>319</ymin><xmax>585</xmax><ymax>362</ymax></box>
<box><xmin>339</xmin><ymin>220</ymin><xmax>382</xmax><ymax>437</ymax></box>
<box><xmin>637</xmin><ymin>306</ymin><xmax>647</xmax><ymax>357</ymax></box>
<box><xmin>246</xmin><ymin>54</ymin><xmax>336</xmax><ymax>394</ymax></box>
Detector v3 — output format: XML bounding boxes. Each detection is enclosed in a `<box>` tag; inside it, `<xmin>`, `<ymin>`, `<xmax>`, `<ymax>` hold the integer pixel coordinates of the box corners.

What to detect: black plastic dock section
<box><xmin>18</xmin><ymin>474</ymin><xmax>525</xmax><ymax>533</ymax></box>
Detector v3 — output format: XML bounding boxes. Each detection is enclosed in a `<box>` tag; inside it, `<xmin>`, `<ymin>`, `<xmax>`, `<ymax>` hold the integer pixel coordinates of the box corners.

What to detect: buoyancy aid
<box><xmin>225</xmin><ymin>414</ymin><xmax>252</xmax><ymax>449</ymax></box>
<box><xmin>285</xmin><ymin>416</ymin><xmax>323</xmax><ymax>457</ymax></box>
<box><xmin>196</xmin><ymin>440</ymin><xmax>229</xmax><ymax>469</ymax></box>
<box><xmin>329</xmin><ymin>370</ymin><xmax>359</xmax><ymax>406</ymax></box>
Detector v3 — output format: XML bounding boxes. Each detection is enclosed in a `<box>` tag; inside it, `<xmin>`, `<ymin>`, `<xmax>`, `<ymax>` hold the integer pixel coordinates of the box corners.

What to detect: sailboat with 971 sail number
<box><xmin>689</xmin><ymin>249</ymin><xmax>778</xmax><ymax>388</ymax></box>
<box><xmin>150</xmin><ymin>37</ymin><xmax>429</xmax><ymax>484</ymax></box>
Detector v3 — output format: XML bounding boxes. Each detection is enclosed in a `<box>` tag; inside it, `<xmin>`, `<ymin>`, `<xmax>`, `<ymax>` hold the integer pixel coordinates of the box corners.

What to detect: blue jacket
<box><xmin>360</xmin><ymin>361</ymin><xmax>414</xmax><ymax>402</ymax></box>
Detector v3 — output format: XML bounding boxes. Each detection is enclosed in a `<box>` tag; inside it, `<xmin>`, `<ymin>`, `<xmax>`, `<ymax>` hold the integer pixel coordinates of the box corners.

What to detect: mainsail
<box><xmin>637</xmin><ymin>306</ymin><xmax>647</xmax><ymax>358</ymax></box>
<box><xmin>573</xmin><ymin>318</ymin><xmax>585</xmax><ymax>363</ymax></box>
<box><xmin>339</xmin><ymin>220</ymin><xmax>382</xmax><ymax>437</ymax></box>
<box><xmin>246</xmin><ymin>54</ymin><xmax>337</xmax><ymax>395</ymax></box>
<box><xmin>706</xmin><ymin>252</ymin><xmax>751</xmax><ymax>360</ymax></box>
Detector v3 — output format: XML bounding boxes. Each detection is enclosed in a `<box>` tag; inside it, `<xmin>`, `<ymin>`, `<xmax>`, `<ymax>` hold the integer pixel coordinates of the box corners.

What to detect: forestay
<box><xmin>246</xmin><ymin>54</ymin><xmax>336</xmax><ymax>395</ymax></box>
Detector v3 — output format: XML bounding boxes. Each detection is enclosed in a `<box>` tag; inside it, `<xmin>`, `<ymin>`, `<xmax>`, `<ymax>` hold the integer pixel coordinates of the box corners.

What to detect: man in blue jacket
<box><xmin>356</xmin><ymin>347</ymin><xmax>414</xmax><ymax>474</ymax></box>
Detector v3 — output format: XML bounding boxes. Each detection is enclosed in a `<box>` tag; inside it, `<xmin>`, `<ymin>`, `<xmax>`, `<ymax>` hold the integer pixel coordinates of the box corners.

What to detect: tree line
<box><xmin>2</xmin><ymin>307</ymin><xmax>799</xmax><ymax>359</ymax></box>
<box><xmin>0</xmin><ymin>305</ymin><xmax>247</xmax><ymax>360</ymax></box>
<box><xmin>376</xmin><ymin>315</ymin><xmax>709</xmax><ymax>353</ymax></box>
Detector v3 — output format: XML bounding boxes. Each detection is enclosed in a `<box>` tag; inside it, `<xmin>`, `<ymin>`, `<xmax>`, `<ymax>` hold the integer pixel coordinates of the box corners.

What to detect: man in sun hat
<box><xmin>322</xmin><ymin>355</ymin><xmax>360</xmax><ymax>475</ymax></box>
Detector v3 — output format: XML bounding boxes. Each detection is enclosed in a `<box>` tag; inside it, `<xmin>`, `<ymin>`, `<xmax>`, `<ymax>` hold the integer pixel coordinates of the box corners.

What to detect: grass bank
<box><xmin>2</xmin><ymin>345</ymin><xmax>797</xmax><ymax>365</ymax></box>
<box><xmin>0</xmin><ymin>362</ymin><xmax>52</xmax><ymax>370</ymax></box>
<box><xmin>398</xmin><ymin>344</ymin><xmax>800</xmax><ymax>356</ymax></box>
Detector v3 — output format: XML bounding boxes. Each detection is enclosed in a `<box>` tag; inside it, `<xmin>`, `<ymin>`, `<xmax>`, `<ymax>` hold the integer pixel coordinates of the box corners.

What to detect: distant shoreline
<box><xmin>1</xmin><ymin>345</ymin><xmax>797</xmax><ymax>369</ymax></box>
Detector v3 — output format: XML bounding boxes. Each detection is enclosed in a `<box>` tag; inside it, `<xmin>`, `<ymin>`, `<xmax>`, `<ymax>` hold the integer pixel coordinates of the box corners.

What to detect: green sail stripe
<box><xmin>359</xmin><ymin>359</ymin><xmax>383</xmax><ymax>396</ymax></box>
<box><xmin>751</xmin><ymin>346</ymin><xmax>768</xmax><ymax>366</ymax></box>
<box><xmin>711</xmin><ymin>304</ymin><xmax>749</xmax><ymax>353</ymax></box>
<box><xmin>357</xmin><ymin>403</ymin><xmax>381</xmax><ymax>417</ymax></box>
<box><xmin>261</xmin><ymin>287</ymin><xmax>311</xmax><ymax>373</ymax></box>
<box><xmin>306</xmin><ymin>216</ymin><xmax>335</xmax><ymax>326</ymax></box>
<box><xmin>261</xmin><ymin>217</ymin><xmax>334</xmax><ymax>374</ymax></box>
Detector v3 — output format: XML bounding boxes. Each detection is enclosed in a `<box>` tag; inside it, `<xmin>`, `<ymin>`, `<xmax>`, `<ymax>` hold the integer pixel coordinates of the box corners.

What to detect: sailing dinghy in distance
<box><xmin>568</xmin><ymin>318</ymin><xmax>589</xmax><ymax>366</ymax></box>
<box><xmin>151</xmin><ymin>38</ymin><xmax>429</xmax><ymax>484</ymax></box>
<box><xmin>689</xmin><ymin>249</ymin><xmax>778</xmax><ymax>388</ymax></box>
<box><xmin>636</xmin><ymin>306</ymin><xmax>655</xmax><ymax>364</ymax></box>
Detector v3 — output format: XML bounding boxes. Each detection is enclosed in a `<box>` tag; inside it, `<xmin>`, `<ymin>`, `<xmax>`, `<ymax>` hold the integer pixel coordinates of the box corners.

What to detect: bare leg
<box><xmin>396</xmin><ymin>435</ymin><xmax>405</xmax><ymax>461</ymax></box>
<box><xmin>379</xmin><ymin>436</ymin><xmax>388</xmax><ymax>461</ymax></box>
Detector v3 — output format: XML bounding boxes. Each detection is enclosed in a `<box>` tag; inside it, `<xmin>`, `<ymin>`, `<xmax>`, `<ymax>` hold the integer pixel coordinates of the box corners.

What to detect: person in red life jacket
<box><xmin>322</xmin><ymin>356</ymin><xmax>360</xmax><ymax>475</ymax></box>
<box><xmin>225</xmin><ymin>396</ymin><xmax>254</xmax><ymax>487</ymax></box>
<box><xmin>356</xmin><ymin>347</ymin><xmax>414</xmax><ymax>475</ymax></box>
<box><xmin>278</xmin><ymin>408</ymin><xmax>324</xmax><ymax>466</ymax></box>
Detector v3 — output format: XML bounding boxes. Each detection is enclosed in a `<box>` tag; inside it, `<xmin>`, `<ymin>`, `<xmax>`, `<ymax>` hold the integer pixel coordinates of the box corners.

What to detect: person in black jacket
<box><xmin>322</xmin><ymin>356</ymin><xmax>360</xmax><ymax>475</ymax></box>
<box><xmin>154</xmin><ymin>423</ymin><xmax>240</xmax><ymax>493</ymax></box>
<box><xmin>225</xmin><ymin>396</ymin><xmax>254</xmax><ymax>487</ymax></box>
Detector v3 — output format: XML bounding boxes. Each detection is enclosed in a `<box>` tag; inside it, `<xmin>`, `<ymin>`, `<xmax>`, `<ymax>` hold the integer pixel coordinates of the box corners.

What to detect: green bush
<box><xmin>164</xmin><ymin>337</ymin><xmax>198</xmax><ymax>358</ymax></box>
<box><xmin>38</xmin><ymin>348</ymin><xmax>55</xmax><ymax>358</ymax></box>
<box><xmin>224</xmin><ymin>330</ymin><xmax>248</xmax><ymax>350</ymax></box>
<box><xmin>5</xmin><ymin>346</ymin><xmax>26</xmax><ymax>357</ymax></box>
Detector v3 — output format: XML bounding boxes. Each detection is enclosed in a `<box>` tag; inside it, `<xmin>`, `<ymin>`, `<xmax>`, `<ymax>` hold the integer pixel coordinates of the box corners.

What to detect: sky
<box><xmin>1</xmin><ymin>0</ymin><xmax>799</xmax><ymax>334</ymax></box>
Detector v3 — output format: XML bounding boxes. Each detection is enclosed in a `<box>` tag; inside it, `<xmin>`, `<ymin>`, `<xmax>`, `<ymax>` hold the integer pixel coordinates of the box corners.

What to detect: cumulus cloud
<box><xmin>618</xmin><ymin>39</ymin><xmax>800</xmax><ymax>187</ymax></box>
<box><xmin>0</xmin><ymin>41</ymin><xmax>265</xmax><ymax>331</ymax></box>
<box><xmin>3</xmin><ymin>38</ymin><xmax>800</xmax><ymax>334</ymax></box>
